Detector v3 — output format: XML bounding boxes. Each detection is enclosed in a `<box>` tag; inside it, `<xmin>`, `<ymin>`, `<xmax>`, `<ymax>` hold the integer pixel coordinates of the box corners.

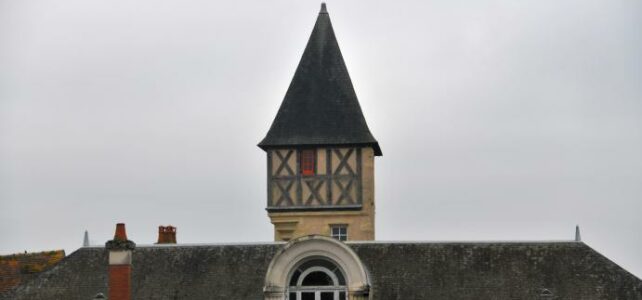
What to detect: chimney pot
<box><xmin>157</xmin><ymin>225</ymin><xmax>177</xmax><ymax>244</ymax></box>
<box><xmin>114</xmin><ymin>223</ymin><xmax>127</xmax><ymax>241</ymax></box>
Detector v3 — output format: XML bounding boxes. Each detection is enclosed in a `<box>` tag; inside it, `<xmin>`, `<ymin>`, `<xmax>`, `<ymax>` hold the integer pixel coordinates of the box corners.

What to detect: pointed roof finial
<box><xmin>320</xmin><ymin>3</ymin><xmax>328</xmax><ymax>14</ymax></box>
<box><xmin>83</xmin><ymin>230</ymin><xmax>90</xmax><ymax>247</ymax></box>
<box><xmin>575</xmin><ymin>225</ymin><xmax>581</xmax><ymax>242</ymax></box>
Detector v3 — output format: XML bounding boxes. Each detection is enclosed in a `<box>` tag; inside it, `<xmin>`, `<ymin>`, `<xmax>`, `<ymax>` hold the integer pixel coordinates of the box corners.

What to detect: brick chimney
<box><xmin>157</xmin><ymin>225</ymin><xmax>177</xmax><ymax>244</ymax></box>
<box><xmin>105</xmin><ymin>223</ymin><xmax>135</xmax><ymax>300</ymax></box>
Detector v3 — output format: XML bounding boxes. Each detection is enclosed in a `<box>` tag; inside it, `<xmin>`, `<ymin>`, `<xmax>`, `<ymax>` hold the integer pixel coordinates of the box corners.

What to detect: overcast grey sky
<box><xmin>1</xmin><ymin>0</ymin><xmax>641</xmax><ymax>278</ymax></box>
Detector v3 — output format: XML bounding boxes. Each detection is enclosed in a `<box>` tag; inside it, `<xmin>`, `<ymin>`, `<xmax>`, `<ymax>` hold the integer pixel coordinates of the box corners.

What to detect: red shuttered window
<box><xmin>300</xmin><ymin>150</ymin><xmax>315</xmax><ymax>176</ymax></box>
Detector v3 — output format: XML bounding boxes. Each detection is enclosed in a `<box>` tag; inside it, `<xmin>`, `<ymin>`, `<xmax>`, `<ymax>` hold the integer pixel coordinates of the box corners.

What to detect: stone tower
<box><xmin>259</xmin><ymin>3</ymin><xmax>381</xmax><ymax>242</ymax></box>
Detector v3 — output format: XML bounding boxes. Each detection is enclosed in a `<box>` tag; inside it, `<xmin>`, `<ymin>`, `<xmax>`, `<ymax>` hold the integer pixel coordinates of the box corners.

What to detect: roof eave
<box><xmin>258</xmin><ymin>142</ymin><xmax>382</xmax><ymax>156</ymax></box>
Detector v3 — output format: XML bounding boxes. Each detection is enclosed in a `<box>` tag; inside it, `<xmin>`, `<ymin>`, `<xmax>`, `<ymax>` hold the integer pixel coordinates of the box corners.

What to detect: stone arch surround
<box><xmin>264</xmin><ymin>235</ymin><xmax>371</xmax><ymax>300</ymax></box>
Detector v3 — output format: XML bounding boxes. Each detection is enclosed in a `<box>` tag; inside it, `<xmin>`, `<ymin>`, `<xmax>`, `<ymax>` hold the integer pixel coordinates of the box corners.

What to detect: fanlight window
<box><xmin>287</xmin><ymin>259</ymin><xmax>347</xmax><ymax>300</ymax></box>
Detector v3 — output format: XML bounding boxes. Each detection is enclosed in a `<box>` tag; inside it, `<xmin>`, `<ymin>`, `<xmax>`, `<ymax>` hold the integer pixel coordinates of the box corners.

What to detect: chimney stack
<box><xmin>157</xmin><ymin>225</ymin><xmax>177</xmax><ymax>244</ymax></box>
<box><xmin>106</xmin><ymin>223</ymin><xmax>135</xmax><ymax>300</ymax></box>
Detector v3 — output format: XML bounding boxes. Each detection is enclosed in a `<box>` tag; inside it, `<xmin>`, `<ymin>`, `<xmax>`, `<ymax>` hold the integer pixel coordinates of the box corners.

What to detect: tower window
<box><xmin>300</xmin><ymin>150</ymin><xmax>315</xmax><ymax>176</ymax></box>
<box><xmin>330</xmin><ymin>225</ymin><xmax>347</xmax><ymax>241</ymax></box>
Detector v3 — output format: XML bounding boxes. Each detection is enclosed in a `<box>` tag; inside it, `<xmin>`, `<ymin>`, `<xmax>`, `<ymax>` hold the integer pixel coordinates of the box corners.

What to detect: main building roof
<box><xmin>258</xmin><ymin>4</ymin><xmax>381</xmax><ymax>156</ymax></box>
<box><xmin>2</xmin><ymin>242</ymin><xmax>641</xmax><ymax>299</ymax></box>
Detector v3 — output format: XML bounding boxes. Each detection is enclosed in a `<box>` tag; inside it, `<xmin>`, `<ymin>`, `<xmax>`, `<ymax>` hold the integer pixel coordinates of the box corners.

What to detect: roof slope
<box><xmin>352</xmin><ymin>242</ymin><xmax>642</xmax><ymax>299</ymax></box>
<box><xmin>0</xmin><ymin>250</ymin><xmax>65</xmax><ymax>294</ymax></box>
<box><xmin>258</xmin><ymin>4</ymin><xmax>381</xmax><ymax>156</ymax></box>
<box><xmin>3</xmin><ymin>242</ymin><xmax>641</xmax><ymax>299</ymax></box>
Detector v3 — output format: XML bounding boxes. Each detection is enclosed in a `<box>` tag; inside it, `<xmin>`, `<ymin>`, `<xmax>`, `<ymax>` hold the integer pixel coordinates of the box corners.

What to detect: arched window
<box><xmin>264</xmin><ymin>236</ymin><xmax>370</xmax><ymax>300</ymax></box>
<box><xmin>287</xmin><ymin>259</ymin><xmax>347</xmax><ymax>300</ymax></box>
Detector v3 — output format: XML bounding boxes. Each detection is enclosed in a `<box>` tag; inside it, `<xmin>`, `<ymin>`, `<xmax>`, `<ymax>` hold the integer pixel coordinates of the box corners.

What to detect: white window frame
<box><xmin>287</xmin><ymin>266</ymin><xmax>346</xmax><ymax>300</ymax></box>
<box><xmin>330</xmin><ymin>225</ymin><xmax>348</xmax><ymax>241</ymax></box>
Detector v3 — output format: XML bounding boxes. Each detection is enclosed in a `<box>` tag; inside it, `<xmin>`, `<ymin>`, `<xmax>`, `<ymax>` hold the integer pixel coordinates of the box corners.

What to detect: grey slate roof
<box><xmin>2</xmin><ymin>242</ymin><xmax>641</xmax><ymax>299</ymax></box>
<box><xmin>258</xmin><ymin>4</ymin><xmax>382</xmax><ymax>156</ymax></box>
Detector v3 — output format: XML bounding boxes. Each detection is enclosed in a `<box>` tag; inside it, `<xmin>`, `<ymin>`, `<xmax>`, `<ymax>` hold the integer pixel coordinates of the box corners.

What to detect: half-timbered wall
<box><xmin>268</xmin><ymin>147</ymin><xmax>375</xmax><ymax>241</ymax></box>
<box><xmin>267</xmin><ymin>147</ymin><xmax>363</xmax><ymax>210</ymax></box>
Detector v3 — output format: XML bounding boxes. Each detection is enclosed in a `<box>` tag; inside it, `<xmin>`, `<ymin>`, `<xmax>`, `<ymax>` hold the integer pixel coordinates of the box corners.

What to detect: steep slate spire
<box><xmin>575</xmin><ymin>225</ymin><xmax>582</xmax><ymax>242</ymax></box>
<box><xmin>259</xmin><ymin>3</ymin><xmax>382</xmax><ymax>156</ymax></box>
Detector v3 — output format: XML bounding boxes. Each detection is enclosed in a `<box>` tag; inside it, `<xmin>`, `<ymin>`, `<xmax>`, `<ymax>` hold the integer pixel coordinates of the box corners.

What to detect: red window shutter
<box><xmin>300</xmin><ymin>150</ymin><xmax>315</xmax><ymax>176</ymax></box>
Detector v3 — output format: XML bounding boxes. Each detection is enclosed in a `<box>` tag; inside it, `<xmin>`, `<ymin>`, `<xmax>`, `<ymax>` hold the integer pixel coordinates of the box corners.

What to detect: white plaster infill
<box><xmin>263</xmin><ymin>235</ymin><xmax>370</xmax><ymax>300</ymax></box>
<box><xmin>108</xmin><ymin>250</ymin><xmax>132</xmax><ymax>265</ymax></box>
